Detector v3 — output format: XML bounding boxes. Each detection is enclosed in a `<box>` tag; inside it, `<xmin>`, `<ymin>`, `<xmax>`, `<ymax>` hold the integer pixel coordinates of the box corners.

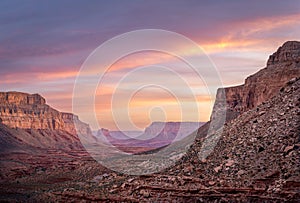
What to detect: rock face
<box><xmin>267</xmin><ymin>41</ymin><xmax>300</xmax><ymax>65</ymax></box>
<box><xmin>213</xmin><ymin>41</ymin><xmax>300</xmax><ymax>121</ymax></box>
<box><xmin>0</xmin><ymin>92</ymin><xmax>46</xmax><ymax>105</ymax></box>
<box><xmin>0</xmin><ymin>92</ymin><xmax>91</xmax><ymax>136</ymax></box>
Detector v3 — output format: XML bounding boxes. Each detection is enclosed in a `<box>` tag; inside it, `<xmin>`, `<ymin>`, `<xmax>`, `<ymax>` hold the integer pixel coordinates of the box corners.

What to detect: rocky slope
<box><xmin>170</xmin><ymin>77</ymin><xmax>300</xmax><ymax>201</ymax></box>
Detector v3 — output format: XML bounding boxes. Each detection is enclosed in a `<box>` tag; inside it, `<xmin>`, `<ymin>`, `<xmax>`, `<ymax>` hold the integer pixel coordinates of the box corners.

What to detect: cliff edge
<box><xmin>213</xmin><ymin>41</ymin><xmax>300</xmax><ymax>121</ymax></box>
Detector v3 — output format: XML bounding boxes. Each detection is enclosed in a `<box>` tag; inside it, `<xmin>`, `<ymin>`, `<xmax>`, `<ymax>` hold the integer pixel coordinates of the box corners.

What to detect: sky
<box><xmin>1</xmin><ymin>0</ymin><xmax>300</xmax><ymax>130</ymax></box>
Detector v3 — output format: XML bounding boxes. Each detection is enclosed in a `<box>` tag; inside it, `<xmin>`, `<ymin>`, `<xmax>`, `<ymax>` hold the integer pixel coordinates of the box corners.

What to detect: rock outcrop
<box><xmin>267</xmin><ymin>41</ymin><xmax>300</xmax><ymax>65</ymax></box>
<box><xmin>0</xmin><ymin>92</ymin><xmax>91</xmax><ymax>136</ymax></box>
<box><xmin>0</xmin><ymin>92</ymin><xmax>46</xmax><ymax>105</ymax></box>
<box><xmin>213</xmin><ymin>41</ymin><xmax>300</xmax><ymax>121</ymax></box>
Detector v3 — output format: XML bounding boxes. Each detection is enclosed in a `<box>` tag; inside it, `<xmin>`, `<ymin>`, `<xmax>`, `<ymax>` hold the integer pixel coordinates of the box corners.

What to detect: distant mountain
<box><xmin>97</xmin><ymin>130</ymin><xmax>142</xmax><ymax>140</ymax></box>
<box><xmin>110</xmin><ymin>131</ymin><xmax>143</xmax><ymax>139</ymax></box>
<box><xmin>97</xmin><ymin>122</ymin><xmax>204</xmax><ymax>153</ymax></box>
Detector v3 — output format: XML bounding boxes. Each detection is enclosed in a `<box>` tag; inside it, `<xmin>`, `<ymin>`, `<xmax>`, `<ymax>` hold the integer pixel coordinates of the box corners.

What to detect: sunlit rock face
<box><xmin>267</xmin><ymin>41</ymin><xmax>300</xmax><ymax>65</ymax></box>
<box><xmin>0</xmin><ymin>92</ymin><xmax>91</xmax><ymax>136</ymax></box>
<box><xmin>212</xmin><ymin>41</ymin><xmax>300</xmax><ymax>122</ymax></box>
<box><xmin>0</xmin><ymin>92</ymin><xmax>46</xmax><ymax>105</ymax></box>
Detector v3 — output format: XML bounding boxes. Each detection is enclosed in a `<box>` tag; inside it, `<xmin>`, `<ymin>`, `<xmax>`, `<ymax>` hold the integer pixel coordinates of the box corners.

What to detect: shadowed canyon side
<box><xmin>0</xmin><ymin>41</ymin><xmax>299</xmax><ymax>202</ymax></box>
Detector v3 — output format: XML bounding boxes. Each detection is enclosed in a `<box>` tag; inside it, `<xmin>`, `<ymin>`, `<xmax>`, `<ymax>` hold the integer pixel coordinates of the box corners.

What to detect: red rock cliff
<box><xmin>212</xmin><ymin>41</ymin><xmax>300</xmax><ymax>121</ymax></box>
<box><xmin>0</xmin><ymin>92</ymin><xmax>91</xmax><ymax>136</ymax></box>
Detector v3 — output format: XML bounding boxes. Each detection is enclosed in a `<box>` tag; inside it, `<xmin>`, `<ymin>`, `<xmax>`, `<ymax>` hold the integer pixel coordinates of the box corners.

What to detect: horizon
<box><xmin>1</xmin><ymin>1</ymin><xmax>300</xmax><ymax>130</ymax></box>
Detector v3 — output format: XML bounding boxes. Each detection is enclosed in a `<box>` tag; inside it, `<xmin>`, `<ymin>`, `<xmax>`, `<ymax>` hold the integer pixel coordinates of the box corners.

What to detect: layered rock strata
<box><xmin>0</xmin><ymin>92</ymin><xmax>91</xmax><ymax>136</ymax></box>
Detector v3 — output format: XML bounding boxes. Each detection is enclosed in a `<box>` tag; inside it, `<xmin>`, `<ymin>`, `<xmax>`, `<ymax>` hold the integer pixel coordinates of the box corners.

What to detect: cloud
<box><xmin>199</xmin><ymin>13</ymin><xmax>300</xmax><ymax>53</ymax></box>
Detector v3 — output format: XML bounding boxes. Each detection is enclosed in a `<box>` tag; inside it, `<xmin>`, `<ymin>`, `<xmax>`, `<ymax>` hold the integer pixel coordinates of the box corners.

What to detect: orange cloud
<box><xmin>199</xmin><ymin>13</ymin><xmax>300</xmax><ymax>54</ymax></box>
<box><xmin>1</xmin><ymin>69</ymin><xmax>77</xmax><ymax>84</ymax></box>
<box><xmin>234</xmin><ymin>13</ymin><xmax>300</xmax><ymax>36</ymax></box>
<box><xmin>36</xmin><ymin>70</ymin><xmax>78</xmax><ymax>80</ymax></box>
<box><xmin>104</xmin><ymin>51</ymin><xmax>177</xmax><ymax>74</ymax></box>
<box><xmin>94</xmin><ymin>87</ymin><xmax>213</xmax><ymax>130</ymax></box>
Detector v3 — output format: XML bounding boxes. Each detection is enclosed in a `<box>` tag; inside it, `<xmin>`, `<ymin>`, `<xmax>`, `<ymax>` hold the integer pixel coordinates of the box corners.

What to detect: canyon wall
<box><xmin>0</xmin><ymin>92</ymin><xmax>91</xmax><ymax>136</ymax></box>
<box><xmin>212</xmin><ymin>41</ymin><xmax>300</xmax><ymax>121</ymax></box>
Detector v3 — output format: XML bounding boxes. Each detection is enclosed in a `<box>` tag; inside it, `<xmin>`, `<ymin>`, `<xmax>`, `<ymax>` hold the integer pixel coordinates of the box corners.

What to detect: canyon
<box><xmin>0</xmin><ymin>41</ymin><xmax>299</xmax><ymax>202</ymax></box>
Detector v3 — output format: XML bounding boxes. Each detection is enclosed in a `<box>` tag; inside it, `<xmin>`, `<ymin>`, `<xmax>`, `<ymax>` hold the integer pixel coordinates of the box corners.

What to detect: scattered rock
<box><xmin>237</xmin><ymin>170</ymin><xmax>245</xmax><ymax>176</ymax></box>
<box><xmin>208</xmin><ymin>181</ymin><xmax>215</xmax><ymax>186</ymax></box>
<box><xmin>283</xmin><ymin>145</ymin><xmax>294</xmax><ymax>153</ymax></box>
<box><xmin>259</xmin><ymin>111</ymin><xmax>266</xmax><ymax>115</ymax></box>
<box><xmin>225</xmin><ymin>159</ymin><xmax>235</xmax><ymax>167</ymax></box>
<box><xmin>139</xmin><ymin>189</ymin><xmax>150</xmax><ymax>198</ymax></box>
<box><xmin>214</xmin><ymin>165</ymin><xmax>222</xmax><ymax>173</ymax></box>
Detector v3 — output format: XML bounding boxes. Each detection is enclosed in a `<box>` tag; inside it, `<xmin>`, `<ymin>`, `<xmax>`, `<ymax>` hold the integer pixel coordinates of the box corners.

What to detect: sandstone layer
<box><xmin>0</xmin><ymin>92</ymin><xmax>91</xmax><ymax>136</ymax></box>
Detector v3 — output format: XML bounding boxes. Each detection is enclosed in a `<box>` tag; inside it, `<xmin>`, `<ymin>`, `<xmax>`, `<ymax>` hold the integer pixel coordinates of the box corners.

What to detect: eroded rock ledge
<box><xmin>0</xmin><ymin>91</ymin><xmax>90</xmax><ymax>136</ymax></box>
